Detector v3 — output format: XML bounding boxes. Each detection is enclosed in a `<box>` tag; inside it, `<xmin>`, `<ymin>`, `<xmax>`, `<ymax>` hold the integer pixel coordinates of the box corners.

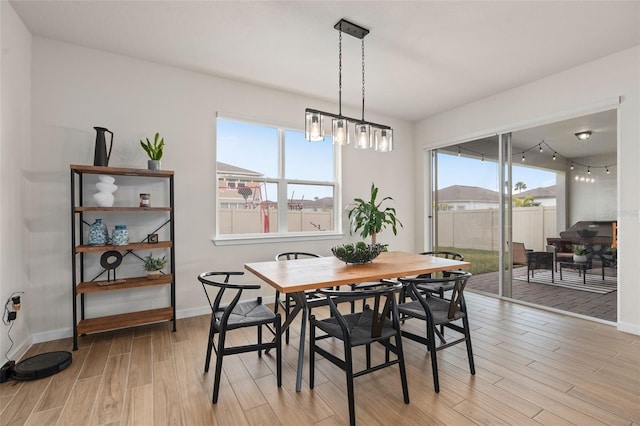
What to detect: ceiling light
<box><xmin>305</xmin><ymin>19</ymin><xmax>393</xmax><ymax>152</ymax></box>
<box><xmin>575</xmin><ymin>131</ymin><xmax>592</xmax><ymax>140</ymax></box>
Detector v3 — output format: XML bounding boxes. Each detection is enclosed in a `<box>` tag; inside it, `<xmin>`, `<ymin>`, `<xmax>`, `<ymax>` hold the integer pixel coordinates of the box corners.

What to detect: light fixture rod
<box><xmin>305</xmin><ymin>108</ymin><xmax>391</xmax><ymax>130</ymax></box>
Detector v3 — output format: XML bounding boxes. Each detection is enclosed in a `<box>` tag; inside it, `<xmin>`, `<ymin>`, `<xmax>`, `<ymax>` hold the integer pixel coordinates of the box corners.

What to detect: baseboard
<box><xmin>4</xmin><ymin>335</ymin><xmax>32</xmax><ymax>362</ymax></box>
<box><xmin>617</xmin><ymin>321</ymin><xmax>640</xmax><ymax>336</ymax></box>
<box><xmin>31</xmin><ymin>295</ymin><xmax>280</xmax><ymax>345</ymax></box>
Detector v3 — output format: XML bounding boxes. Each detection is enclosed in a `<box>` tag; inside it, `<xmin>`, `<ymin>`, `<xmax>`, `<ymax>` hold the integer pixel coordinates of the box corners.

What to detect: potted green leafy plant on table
<box><xmin>348</xmin><ymin>182</ymin><xmax>402</xmax><ymax>245</ymax></box>
<box><xmin>143</xmin><ymin>253</ymin><xmax>167</xmax><ymax>279</ymax></box>
<box><xmin>140</xmin><ymin>132</ymin><xmax>165</xmax><ymax>170</ymax></box>
<box><xmin>572</xmin><ymin>244</ymin><xmax>589</xmax><ymax>262</ymax></box>
<box><xmin>333</xmin><ymin>183</ymin><xmax>402</xmax><ymax>264</ymax></box>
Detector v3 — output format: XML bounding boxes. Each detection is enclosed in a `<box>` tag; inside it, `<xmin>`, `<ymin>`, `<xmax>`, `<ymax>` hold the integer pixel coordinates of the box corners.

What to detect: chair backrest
<box><xmin>198</xmin><ymin>271</ymin><xmax>261</xmax><ymax>322</ymax></box>
<box><xmin>400</xmin><ymin>271</ymin><xmax>472</xmax><ymax>320</ymax></box>
<box><xmin>511</xmin><ymin>242</ymin><xmax>528</xmax><ymax>265</ymax></box>
<box><xmin>419</xmin><ymin>251</ymin><xmax>464</xmax><ymax>261</ymax></box>
<box><xmin>275</xmin><ymin>252</ymin><xmax>321</xmax><ymax>261</ymax></box>
<box><xmin>527</xmin><ymin>251</ymin><xmax>554</xmax><ymax>270</ymax></box>
<box><xmin>318</xmin><ymin>282</ymin><xmax>403</xmax><ymax>338</ymax></box>
<box><xmin>417</xmin><ymin>251</ymin><xmax>464</xmax><ymax>278</ymax></box>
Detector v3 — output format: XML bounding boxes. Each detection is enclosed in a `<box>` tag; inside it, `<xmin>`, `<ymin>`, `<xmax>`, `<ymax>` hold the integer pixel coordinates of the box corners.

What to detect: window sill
<box><xmin>213</xmin><ymin>232</ymin><xmax>345</xmax><ymax>246</ymax></box>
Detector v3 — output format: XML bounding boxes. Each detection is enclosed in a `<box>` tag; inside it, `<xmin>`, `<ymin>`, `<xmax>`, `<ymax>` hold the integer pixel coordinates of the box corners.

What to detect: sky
<box><xmin>217</xmin><ymin>119</ymin><xmax>558</xmax><ymax>200</ymax></box>
<box><xmin>436</xmin><ymin>153</ymin><xmax>557</xmax><ymax>192</ymax></box>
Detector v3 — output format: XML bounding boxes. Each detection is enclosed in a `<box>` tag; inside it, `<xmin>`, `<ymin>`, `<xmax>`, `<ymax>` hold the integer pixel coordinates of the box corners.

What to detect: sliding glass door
<box><xmin>429</xmin><ymin>108</ymin><xmax>618</xmax><ymax>322</ymax></box>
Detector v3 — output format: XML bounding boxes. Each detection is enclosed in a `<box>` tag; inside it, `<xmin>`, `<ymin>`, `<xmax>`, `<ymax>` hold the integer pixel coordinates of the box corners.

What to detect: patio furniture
<box><xmin>559</xmin><ymin>257</ymin><xmax>606</xmax><ymax>284</ymax></box>
<box><xmin>527</xmin><ymin>251</ymin><xmax>555</xmax><ymax>283</ymax></box>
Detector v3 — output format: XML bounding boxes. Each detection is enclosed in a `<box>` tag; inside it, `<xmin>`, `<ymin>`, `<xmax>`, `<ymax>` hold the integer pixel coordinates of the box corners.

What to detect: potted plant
<box><xmin>143</xmin><ymin>253</ymin><xmax>167</xmax><ymax>279</ymax></box>
<box><xmin>572</xmin><ymin>244</ymin><xmax>589</xmax><ymax>262</ymax></box>
<box><xmin>140</xmin><ymin>132</ymin><xmax>165</xmax><ymax>170</ymax></box>
<box><xmin>347</xmin><ymin>182</ymin><xmax>402</xmax><ymax>246</ymax></box>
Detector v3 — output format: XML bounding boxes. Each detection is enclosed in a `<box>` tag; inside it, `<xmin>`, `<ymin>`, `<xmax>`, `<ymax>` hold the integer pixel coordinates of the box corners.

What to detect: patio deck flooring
<box><xmin>467</xmin><ymin>266</ymin><xmax>617</xmax><ymax>322</ymax></box>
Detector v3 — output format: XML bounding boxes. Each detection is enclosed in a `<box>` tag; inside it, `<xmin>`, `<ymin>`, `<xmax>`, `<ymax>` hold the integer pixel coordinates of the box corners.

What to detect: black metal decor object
<box><xmin>93</xmin><ymin>127</ymin><xmax>113</xmax><ymax>166</ymax></box>
<box><xmin>100</xmin><ymin>250</ymin><xmax>122</xmax><ymax>281</ymax></box>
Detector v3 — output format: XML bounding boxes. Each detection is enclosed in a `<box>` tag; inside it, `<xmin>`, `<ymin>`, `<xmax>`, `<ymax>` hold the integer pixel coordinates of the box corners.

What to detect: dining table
<box><xmin>244</xmin><ymin>250</ymin><xmax>471</xmax><ymax>392</ymax></box>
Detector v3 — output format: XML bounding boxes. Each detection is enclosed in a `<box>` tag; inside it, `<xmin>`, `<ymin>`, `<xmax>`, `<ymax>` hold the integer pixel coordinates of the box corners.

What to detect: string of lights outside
<box><xmin>454</xmin><ymin>137</ymin><xmax>616</xmax><ymax>184</ymax></box>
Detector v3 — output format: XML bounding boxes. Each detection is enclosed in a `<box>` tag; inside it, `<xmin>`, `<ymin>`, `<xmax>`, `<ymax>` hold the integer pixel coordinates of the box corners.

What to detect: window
<box><xmin>216</xmin><ymin>116</ymin><xmax>338</xmax><ymax>239</ymax></box>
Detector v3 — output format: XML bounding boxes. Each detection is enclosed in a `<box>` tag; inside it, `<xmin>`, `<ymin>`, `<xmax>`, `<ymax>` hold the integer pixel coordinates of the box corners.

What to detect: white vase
<box><xmin>93</xmin><ymin>175</ymin><xmax>117</xmax><ymax>207</ymax></box>
<box><xmin>573</xmin><ymin>254</ymin><xmax>587</xmax><ymax>263</ymax></box>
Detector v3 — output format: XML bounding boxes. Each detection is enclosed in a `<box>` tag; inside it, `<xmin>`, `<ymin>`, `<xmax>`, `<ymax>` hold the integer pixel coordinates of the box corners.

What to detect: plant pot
<box><xmin>147</xmin><ymin>270</ymin><xmax>161</xmax><ymax>279</ymax></box>
<box><xmin>573</xmin><ymin>254</ymin><xmax>587</xmax><ymax>263</ymax></box>
<box><xmin>148</xmin><ymin>160</ymin><xmax>161</xmax><ymax>170</ymax></box>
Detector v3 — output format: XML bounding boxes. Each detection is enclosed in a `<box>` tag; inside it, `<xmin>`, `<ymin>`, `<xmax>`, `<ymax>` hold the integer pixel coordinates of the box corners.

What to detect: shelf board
<box><xmin>76</xmin><ymin>274</ymin><xmax>173</xmax><ymax>294</ymax></box>
<box><xmin>75</xmin><ymin>206</ymin><xmax>171</xmax><ymax>213</ymax></box>
<box><xmin>76</xmin><ymin>241</ymin><xmax>172</xmax><ymax>253</ymax></box>
<box><xmin>77</xmin><ymin>307</ymin><xmax>173</xmax><ymax>335</ymax></box>
<box><xmin>71</xmin><ymin>164</ymin><xmax>174</xmax><ymax>177</ymax></box>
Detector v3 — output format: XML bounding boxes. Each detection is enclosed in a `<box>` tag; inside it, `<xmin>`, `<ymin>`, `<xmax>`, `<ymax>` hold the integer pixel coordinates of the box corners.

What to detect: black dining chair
<box><xmin>310</xmin><ymin>282</ymin><xmax>409</xmax><ymax>426</ymax></box>
<box><xmin>273</xmin><ymin>251</ymin><xmax>322</xmax><ymax>344</ymax></box>
<box><xmin>397</xmin><ymin>271</ymin><xmax>475</xmax><ymax>393</ymax></box>
<box><xmin>198</xmin><ymin>271</ymin><xmax>282</xmax><ymax>403</ymax></box>
<box><xmin>414</xmin><ymin>251</ymin><xmax>465</xmax><ymax>298</ymax></box>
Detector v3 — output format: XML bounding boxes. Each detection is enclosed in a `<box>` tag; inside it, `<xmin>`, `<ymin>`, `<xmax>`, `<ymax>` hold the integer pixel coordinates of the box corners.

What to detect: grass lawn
<box><xmin>437</xmin><ymin>247</ymin><xmax>500</xmax><ymax>275</ymax></box>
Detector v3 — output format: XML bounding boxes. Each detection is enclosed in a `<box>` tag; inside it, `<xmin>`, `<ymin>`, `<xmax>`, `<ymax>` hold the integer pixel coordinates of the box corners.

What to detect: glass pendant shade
<box><xmin>373</xmin><ymin>128</ymin><xmax>393</xmax><ymax>152</ymax></box>
<box><xmin>332</xmin><ymin>118</ymin><xmax>350</xmax><ymax>145</ymax></box>
<box><xmin>354</xmin><ymin>123</ymin><xmax>371</xmax><ymax>149</ymax></box>
<box><xmin>305</xmin><ymin>111</ymin><xmax>325</xmax><ymax>141</ymax></box>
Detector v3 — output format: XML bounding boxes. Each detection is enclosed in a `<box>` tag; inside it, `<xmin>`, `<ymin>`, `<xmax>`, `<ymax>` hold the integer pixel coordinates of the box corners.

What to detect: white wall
<box><xmin>568</xmin><ymin>153</ymin><xmax>617</xmax><ymax>223</ymax></box>
<box><xmin>26</xmin><ymin>37</ymin><xmax>414</xmax><ymax>341</ymax></box>
<box><xmin>415</xmin><ymin>46</ymin><xmax>640</xmax><ymax>335</ymax></box>
<box><xmin>0</xmin><ymin>1</ymin><xmax>32</xmax><ymax>360</ymax></box>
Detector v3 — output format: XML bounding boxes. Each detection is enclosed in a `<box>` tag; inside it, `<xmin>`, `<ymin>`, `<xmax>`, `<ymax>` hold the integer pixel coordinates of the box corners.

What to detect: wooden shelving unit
<box><xmin>70</xmin><ymin>165</ymin><xmax>176</xmax><ymax>350</ymax></box>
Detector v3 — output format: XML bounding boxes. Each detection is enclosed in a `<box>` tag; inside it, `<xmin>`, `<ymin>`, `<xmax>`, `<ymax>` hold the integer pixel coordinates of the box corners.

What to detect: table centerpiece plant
<box><xmin>334</xmin><ymin>183</ymin><xmax>402</xmax><ymax>264</ymax></box>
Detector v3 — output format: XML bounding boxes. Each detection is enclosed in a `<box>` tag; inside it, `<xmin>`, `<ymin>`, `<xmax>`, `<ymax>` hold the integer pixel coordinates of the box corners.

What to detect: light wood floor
<box><xmin>1</xmin><ymin>292</ymin><xmax>639</xmax><ymax>425</ymax></box>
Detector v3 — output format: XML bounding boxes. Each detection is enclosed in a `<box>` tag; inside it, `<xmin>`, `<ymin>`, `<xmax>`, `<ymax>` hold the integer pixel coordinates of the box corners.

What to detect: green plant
<box><xmin>347</xmin><ymin>182</ymin><xmax>402</xmax><ymax>245</ymax></box>
<box><xmin>139</xmin><ymin>132</ymin><xmax>165</xmax><ymax>161</ymax></box>
<box><xmin>143</xmin><ymin>253</ymin><xmax>167</xmax><ymax>272</ymax></box>
<box><xmin>573</xmin><ymin>244</ymin><xmax>589</xmax><ymax>256</ymax></box>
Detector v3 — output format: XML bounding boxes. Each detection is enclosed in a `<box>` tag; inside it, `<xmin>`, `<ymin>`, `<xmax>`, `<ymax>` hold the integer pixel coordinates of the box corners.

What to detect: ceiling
<box><xmin>10</xmin><ymin>0</ymin><xmax>640</xmax><ymax>123</ymax></box>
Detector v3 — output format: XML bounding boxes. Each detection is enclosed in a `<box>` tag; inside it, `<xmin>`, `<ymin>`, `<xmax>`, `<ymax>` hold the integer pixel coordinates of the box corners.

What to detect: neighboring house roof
<box><xmin>436</xmin><ymin>185</ymin><xmax>500</xmax><ymax>203</ymax></box>
<box><xmin>517</xmin><ymin>185</ymin><xmax>556</xmax><ymax>198</ymax></box>
<box><xmin>217</xmin><ymin>161</ymin><xmax>263</xmax><ymax>177</ymax></box>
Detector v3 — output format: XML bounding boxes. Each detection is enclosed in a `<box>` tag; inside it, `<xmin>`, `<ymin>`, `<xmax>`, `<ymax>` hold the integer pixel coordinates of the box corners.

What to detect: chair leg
<box><xmin>309</xmin><ymin>316</ymin><xmax>316</xmax><ymax>389</ymax></box>
<box><xmin>204</xmin><ymin>316</ymin><xmax>216</xmax><ymax>372</ymax></box>
<box><xmin>462</xmin><ymin>315</ymin><xmax>475</xmax><ymax>376</ymax></box>
<box><xmin>344</xmin><ymin>340</ymin><xmax>356</xmax><ymax>426</ymax></box>
<box><xmin>427</xmin><ymin>322</ymin><xmax>440</xmax><ymax>393</ymax></box>
<box><xmin>395</xmin><ymin>333</ymin><xmax>410</xmax><ymax>404</ymax></box>
<box><xmin>257</xmin><ymin>324</ymin><xmax>263</xmax><ymax>357</ymax></box>
<box><xmin>275</xmin><ymin>314</ymin><xmax>282</xmax><ymax>388</ymax></box>
<box><xmin>212</xmin><ymin>330</ymin><xmax>227</xmax><ymax>403</ymax></box>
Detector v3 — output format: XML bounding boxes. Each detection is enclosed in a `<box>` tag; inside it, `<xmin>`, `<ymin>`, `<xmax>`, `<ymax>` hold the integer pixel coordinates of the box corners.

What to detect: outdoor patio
<box><xmin>466</xmin><ymin>266</ymin><xmax>617</xmax><ymax>322</ymax></box>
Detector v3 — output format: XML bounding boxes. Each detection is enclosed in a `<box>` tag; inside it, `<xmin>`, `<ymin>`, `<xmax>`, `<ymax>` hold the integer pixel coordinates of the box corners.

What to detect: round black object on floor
<box><xmin>12</xmin><ymin>351</ymin><xmax>72</xmax><ymax>380</ymax></box>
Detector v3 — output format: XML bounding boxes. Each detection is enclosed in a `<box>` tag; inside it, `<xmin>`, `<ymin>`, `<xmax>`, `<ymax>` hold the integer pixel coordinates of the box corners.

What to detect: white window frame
<box><xmin>214</xmin><ymin>114</ymin><xmax>343</xmax><ymax>245</ymax></box>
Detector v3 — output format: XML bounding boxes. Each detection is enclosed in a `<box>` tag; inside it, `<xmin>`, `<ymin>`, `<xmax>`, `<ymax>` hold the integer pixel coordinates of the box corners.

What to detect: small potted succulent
<box><xmin>143</xmin><ymin>253</ymin><xmax>167</xmax><ymax>279</ymax></box>
<box><xmin>572</xmin><ymin>244</ymin><xmax>589</xmax><ymax>263</ymax></box>
<box><xmin>140</xmin><ymin>132</ymin><xmax>165</xmax><ymax>170</ymax></box>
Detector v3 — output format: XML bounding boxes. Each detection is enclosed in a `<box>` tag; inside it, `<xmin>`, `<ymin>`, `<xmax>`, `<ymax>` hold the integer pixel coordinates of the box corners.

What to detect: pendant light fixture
<box><xmin>305</xmin><ymin>19</ymin><xmax>393</xmax><ymax>152</ymax></box>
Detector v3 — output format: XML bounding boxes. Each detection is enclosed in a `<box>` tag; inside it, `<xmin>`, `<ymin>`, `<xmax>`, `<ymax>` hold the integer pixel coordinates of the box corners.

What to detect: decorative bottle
<box><xmin>88</xmin><ymin>218</ymin><xmax>109</xmax><ymax>245</ymax></box>
<box><xmin>112</xmin><ymin>225</ymin><xmax>129</xmax><ymax>246</ymax></box>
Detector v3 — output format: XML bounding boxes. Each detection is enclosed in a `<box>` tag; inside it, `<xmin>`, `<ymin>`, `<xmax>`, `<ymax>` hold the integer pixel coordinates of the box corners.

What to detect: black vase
<box><xmin>93</xmin><ymin>127</ymin><xmax>113</xmax><ymax>166</ymax></box>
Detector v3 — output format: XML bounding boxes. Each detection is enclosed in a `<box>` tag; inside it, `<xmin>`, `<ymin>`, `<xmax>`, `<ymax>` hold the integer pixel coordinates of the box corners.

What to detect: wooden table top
<box><xmin>244</xmin><ymin>251</ymin><xmax>471</xmax><ymax>293</ymax></box>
